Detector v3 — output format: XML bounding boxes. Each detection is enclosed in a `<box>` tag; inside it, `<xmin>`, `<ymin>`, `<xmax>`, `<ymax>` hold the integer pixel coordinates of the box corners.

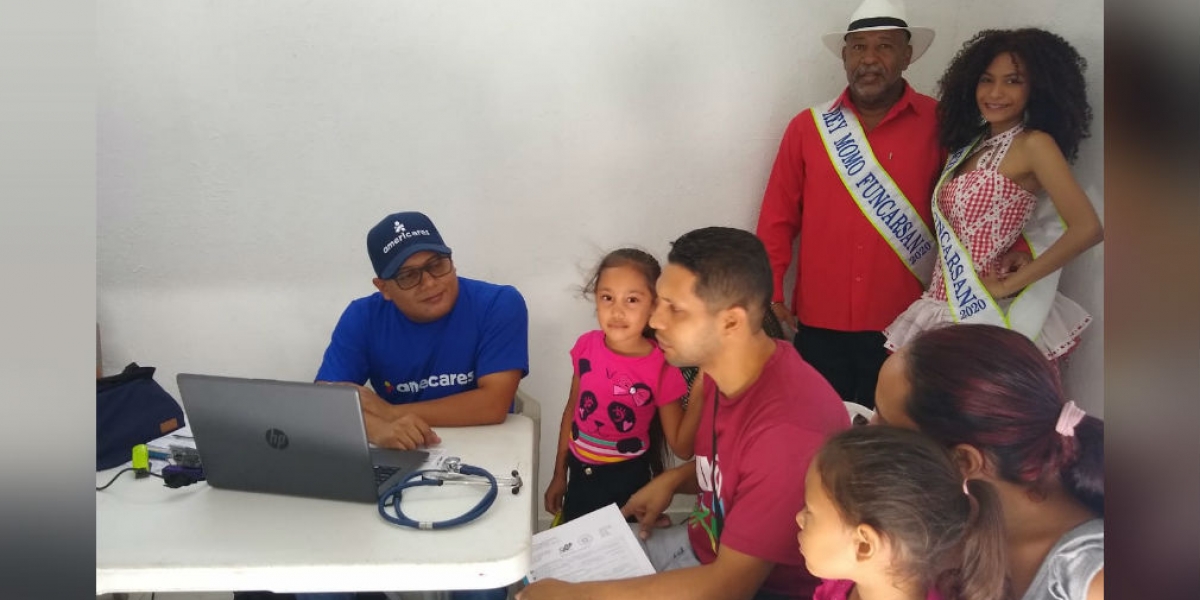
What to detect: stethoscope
<box><xmin>377</xmin><ymin>457</ymin><xmax>523</xmax><ymax>530</ymax></box>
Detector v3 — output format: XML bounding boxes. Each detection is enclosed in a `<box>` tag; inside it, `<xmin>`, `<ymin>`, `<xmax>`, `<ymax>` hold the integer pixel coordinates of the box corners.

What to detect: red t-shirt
<box><xmin>688</xmin><ymin>341</ymin><xmax>850</xmax><ymax>598</ymax></box>
<box><xmin>756</xmin><ymin>82</ymin><xmax>945</xmax><ymax>332</ymax></box>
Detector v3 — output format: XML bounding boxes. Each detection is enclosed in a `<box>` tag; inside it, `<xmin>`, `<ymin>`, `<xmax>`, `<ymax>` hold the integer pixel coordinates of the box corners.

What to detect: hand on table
<box><xmin>364</xmin><ymin>411</ymin><xmax>440</xmax><ymax>450</ymax></box>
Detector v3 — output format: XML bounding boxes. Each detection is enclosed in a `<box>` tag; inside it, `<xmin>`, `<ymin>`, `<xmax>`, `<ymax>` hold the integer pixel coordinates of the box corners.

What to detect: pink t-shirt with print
<box><xmin>568</xmin><ymin>330</ymin><xmax>688</xmax><ymax>464</ymax></box>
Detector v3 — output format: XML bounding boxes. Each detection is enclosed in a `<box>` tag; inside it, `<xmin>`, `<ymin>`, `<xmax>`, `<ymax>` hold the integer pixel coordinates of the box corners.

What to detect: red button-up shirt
<box><xmin>756</xmin><ymin>82</ymin><xmax>944</xmax><ymax>332</ymax></box>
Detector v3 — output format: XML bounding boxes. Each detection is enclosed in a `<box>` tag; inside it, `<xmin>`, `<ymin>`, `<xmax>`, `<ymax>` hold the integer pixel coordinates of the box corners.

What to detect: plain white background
<box><xmin>97</xmin><ymin>0</ymin><xmax>1104</xmax><ymax>508</ymax></box>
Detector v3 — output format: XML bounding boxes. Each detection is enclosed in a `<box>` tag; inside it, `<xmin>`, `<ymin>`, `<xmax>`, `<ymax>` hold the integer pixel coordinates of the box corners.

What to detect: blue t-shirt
<box><xmin>316</xmin><ymin>277</ymin><xmax>529</xmax><ymax>405</ymax></box>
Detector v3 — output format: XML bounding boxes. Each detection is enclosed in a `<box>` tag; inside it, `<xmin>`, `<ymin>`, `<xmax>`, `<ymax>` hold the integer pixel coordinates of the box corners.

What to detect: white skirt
<box><xmin>883</xmin><ymin>292</ymin><xmax>1093</xmax><ymax>361</ymax></box>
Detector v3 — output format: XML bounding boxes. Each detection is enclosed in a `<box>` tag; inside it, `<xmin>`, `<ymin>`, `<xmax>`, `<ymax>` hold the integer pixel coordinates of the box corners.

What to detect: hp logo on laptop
<box><xmin>264</xmin><ymin>428</ymin><xmax>290</xmax><ymax>450</ymax></box>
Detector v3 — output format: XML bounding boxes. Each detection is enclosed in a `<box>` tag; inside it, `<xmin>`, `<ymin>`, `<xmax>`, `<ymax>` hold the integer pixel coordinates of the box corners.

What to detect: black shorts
<box><xmin>561</xmin><ymin>452</ymin><xmax>652</xmax><ymax>523</ymax></box>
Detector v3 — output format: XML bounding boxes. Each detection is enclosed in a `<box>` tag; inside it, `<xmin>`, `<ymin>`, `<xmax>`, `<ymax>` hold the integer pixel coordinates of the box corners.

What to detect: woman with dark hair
<box><xmin>884</xmin><ymin>28</ymin><xmax>1104</xmax><ymax>362</ymax></box>
<box><xmin>874</xmin><ymin>324</ymin><xmax>1103</xmax><ymax>600</ymax></box>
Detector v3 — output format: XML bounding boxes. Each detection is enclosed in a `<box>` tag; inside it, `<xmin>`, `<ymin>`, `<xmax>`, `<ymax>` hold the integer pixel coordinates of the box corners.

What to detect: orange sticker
<box><xmin>159</xmin><ymin>417</ymin><xmax>180</xmax><ymax>434</ymax></box>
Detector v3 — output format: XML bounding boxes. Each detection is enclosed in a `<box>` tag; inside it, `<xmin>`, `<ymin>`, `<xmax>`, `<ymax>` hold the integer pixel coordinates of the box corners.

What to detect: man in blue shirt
<box><xmin>317</xmin><ymin>210</ymin><xmax>530</xmax><ymax>450</ymax></box>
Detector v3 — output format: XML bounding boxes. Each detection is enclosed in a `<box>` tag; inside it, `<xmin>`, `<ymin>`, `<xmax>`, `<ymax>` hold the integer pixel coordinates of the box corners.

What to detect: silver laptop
<box><xmin>177</xmin><ymin>373</ymin><xmax>428</xmax><ymax>503</ymax></box>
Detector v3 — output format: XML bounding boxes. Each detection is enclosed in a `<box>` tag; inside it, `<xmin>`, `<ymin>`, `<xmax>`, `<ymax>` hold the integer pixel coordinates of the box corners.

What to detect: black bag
<box><xmin>96</xmin><ymin>363</ymin><xmax>185</xmax><ymax>470</ymax></box>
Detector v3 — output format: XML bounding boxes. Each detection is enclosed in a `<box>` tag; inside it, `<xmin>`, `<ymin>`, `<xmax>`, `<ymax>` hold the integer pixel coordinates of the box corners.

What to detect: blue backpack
<box><xmin>96</xmin><ymin>363</ymin><xmax>185</xmax><ymax>470</ymax></box>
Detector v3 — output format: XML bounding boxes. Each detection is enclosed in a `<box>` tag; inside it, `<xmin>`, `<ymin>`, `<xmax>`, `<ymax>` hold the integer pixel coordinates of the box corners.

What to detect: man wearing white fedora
<box><xmin>755</xmin><ymin>0</ymin><xmax>943</xmax><ymax>410</ymax></box>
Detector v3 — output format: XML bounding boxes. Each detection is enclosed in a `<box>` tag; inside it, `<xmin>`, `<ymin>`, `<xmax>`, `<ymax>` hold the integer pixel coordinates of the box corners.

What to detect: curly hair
<box><xmin>937</xmin><ymin>28</ymin><xmax>1092</xmax><ymax>162</ymax></box>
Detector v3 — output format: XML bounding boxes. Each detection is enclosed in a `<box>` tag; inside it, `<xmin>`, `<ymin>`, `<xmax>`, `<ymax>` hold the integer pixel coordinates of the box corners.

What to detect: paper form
<box><xmin>527</xmin><ymin>503</ymin><xmax>656</xmax><ymax>584</ymax></box>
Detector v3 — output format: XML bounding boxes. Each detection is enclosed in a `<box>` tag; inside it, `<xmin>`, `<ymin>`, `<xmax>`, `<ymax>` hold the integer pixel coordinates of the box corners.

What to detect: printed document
<box><xmin>528</xmin><ymin>503</ymin><xmax>656</xmax><ymax>583</ymax></box>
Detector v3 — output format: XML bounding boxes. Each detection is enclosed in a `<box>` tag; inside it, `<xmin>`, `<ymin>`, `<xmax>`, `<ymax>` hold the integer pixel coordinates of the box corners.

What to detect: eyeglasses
<box><xmin>391</xmin><ymin>254</ymin><xmax>453</xmax><ymax>290</ymax></box>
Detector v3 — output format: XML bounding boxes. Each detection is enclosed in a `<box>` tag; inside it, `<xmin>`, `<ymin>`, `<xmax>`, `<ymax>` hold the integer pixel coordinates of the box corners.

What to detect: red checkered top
<box><xmin>929</xmin><ymin>125</ymin><xmax>1035</xmax><ymax>301</ymax></box>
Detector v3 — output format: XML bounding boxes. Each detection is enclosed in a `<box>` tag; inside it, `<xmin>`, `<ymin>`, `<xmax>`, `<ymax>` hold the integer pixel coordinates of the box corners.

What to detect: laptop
<box><xmin>176</xmin><ymin>373</ymin><xmax>429</xmax><ymax>503</ymax></box>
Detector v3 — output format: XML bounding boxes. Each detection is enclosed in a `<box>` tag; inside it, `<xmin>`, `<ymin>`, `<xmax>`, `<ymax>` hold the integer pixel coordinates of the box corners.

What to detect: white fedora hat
<box><xmin>822</xmin><ymin>0</ymin><xmax>935</xmax><ymax>63</ymax></box>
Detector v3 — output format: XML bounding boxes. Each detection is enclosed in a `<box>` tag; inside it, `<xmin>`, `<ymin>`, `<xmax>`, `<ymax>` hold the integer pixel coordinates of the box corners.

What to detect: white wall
<box><xmin>98</xmin><ymin>0</ymin><xmax>1104</xmax><ymax>502</ymax></box>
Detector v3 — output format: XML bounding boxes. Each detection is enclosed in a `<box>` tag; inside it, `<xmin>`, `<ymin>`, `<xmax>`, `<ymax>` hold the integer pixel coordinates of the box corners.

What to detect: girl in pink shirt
<box><xmin>798</xmin><ymin>426</ymin><xmax>1007</xmax><ymax>600</ymax></box>
<box><xmin>544</xmin><ymin>248</ymin><xmax>701</xmax><ymax>524</ymax></box>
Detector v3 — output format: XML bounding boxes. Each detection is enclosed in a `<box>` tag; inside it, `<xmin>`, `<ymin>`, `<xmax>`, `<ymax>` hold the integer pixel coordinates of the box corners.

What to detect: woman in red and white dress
<box><xmin>884</xmin><ymin>28</ymin><xmax>1104</xmax><ymax>362</ymax></box>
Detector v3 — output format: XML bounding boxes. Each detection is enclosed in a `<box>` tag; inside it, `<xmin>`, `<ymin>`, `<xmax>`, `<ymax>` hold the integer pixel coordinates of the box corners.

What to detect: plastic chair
<box><xmin>513</xmin><ymin>389</ymin><xmax>541</xmax><ymax>529</ymax></box>
<box><xmin>844</xmin><ymin>401</ymin><xmax>875</xmax><ymax>426</ymax></box>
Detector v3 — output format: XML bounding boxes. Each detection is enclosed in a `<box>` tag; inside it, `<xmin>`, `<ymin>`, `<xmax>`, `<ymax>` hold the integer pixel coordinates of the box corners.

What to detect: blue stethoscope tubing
<box><xmin>377</xmin><ymin>464</ymin><xmax>499</xmax><ymax>529</ymax></box>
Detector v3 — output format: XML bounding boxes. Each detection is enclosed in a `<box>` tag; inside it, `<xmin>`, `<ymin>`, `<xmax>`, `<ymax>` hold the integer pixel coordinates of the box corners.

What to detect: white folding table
<box><xmin>96</xmin><ymin>415</ymin><xmax>534</xmax><ymax>595</ymax></box>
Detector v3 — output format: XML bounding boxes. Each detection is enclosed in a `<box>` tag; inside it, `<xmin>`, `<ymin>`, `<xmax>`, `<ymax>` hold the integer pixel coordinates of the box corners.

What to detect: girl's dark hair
<box><xmin>583</xmin><ymin>247</ymin><xmax>670</xmax><ymax>474</ymax></box>
<box><xmin>817</xmin><ymin>426</ymin><xmax>1008</xmax><ymax>600</ymax></box>
<box><xmin>937</xmin><ymin>28</ymin><xmax>1092</xmax><ymax>162</ymax></box>
<box><xmin>903</xmin><ymin>324</ymin><xmax>1104</xmax><ymax>515</ymax></box>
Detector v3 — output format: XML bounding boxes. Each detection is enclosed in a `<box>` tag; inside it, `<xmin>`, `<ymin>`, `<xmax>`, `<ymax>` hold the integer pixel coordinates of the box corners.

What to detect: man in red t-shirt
<box><xmin>519</xmin><ymin>227</ymin><xmax>849</xmax><ymax>600</ymax></box>
<box><xmin>755</xmin><ymin>0</ymin><xmax>942</xmax><ymax>409</ymax></box>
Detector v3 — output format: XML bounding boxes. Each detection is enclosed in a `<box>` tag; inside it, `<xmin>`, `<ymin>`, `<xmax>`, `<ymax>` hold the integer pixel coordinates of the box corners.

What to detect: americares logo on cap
<box><xmin>367</xmin><ymin>211</ymin><xmax>453</xmax><ymax>279</ymax></box>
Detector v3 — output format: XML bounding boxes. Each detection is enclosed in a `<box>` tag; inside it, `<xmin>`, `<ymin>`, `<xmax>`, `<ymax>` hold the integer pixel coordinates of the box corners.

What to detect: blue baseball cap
<box><xmin>367</xmin><ymin>211</ymin><xmax>453</xmax><ymax>279</ymax></box>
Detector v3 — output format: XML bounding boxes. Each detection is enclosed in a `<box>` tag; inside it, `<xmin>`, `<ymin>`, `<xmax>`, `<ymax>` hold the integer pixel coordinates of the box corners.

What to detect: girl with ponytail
<box><xmin>874</xmin><ymin>323</ymin><xmax>1103</xmax><ymax>600</ymax></box>
<box><xmin>797</xmin><ymin>426</ymin><xmax>1008</xmax><ymax>600</ymax></box>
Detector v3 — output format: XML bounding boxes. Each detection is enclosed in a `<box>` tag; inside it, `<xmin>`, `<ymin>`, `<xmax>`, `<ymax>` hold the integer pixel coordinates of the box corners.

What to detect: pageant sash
<box><xmin>813</xmin><ymin>99</ymin><xmax>935</xmax><ymax>287</ymax></box>
<box><xmin>931</xmin><ymin>138</ymin><xmax>1065</xmax><ymax>339</ymax></box>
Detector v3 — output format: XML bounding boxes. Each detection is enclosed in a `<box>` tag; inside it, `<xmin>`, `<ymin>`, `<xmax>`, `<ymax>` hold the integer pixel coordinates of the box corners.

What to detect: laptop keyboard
<box><xmin>374</xmin><ymin>465</ymin><xmax>401</xmax><ymax>486</ymax></box>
